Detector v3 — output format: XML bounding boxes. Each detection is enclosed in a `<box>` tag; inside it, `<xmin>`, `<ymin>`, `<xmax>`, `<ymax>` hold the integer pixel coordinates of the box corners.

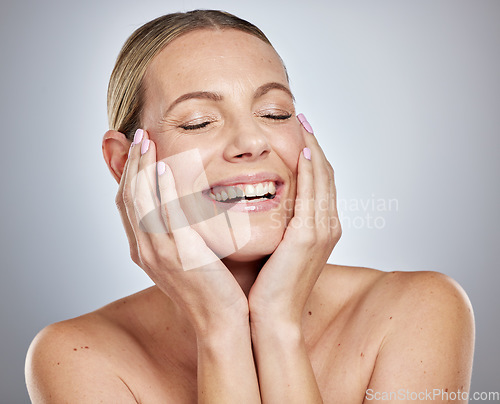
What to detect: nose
<box><xmin>222</xmin><ymin>120</ymin><xmax>271</xmax><ymax>163</ymax></box>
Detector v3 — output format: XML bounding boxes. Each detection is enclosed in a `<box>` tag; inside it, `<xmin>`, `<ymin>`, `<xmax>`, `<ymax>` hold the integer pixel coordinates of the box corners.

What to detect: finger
<box><xmin>327</xmin><ymin>164</ymin><xmax>341</xmax><ymax>236</ymax></box>
<box><xmin>134</xmin><ymin>137</ymin><xmax>167</xmax><ymax>234</ymax></box>
<box><xmin>157</xmin><ymin>161</ymin><xmax>189</xmax><ymax>232</ymax></box>
<box><xmin>157</xmin><ymin>162</ymin><xmax>221</xmax><ymax>271</ymax></box>
<box><xmin>290</xmin><ymin>148</ymin><xmax>315</xmax><ymax>234</ymax></box>
<box><xmin>297</xmin><ymin>114</ymin><xmax>331</xmax><ymax>230</ymax></box>
<box><xmin>116</xmin><ymin>137</ymin><xmax>142</xmax><ymax>261</ymax></box>
<box><xmin>125</xmin><ymin>129</ymin><xmax>167</xmax><ymax>267</ymax></box>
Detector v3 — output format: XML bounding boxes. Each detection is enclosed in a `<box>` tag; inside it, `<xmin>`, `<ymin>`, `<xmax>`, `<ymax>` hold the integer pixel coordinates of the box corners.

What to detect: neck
<box><xmin>146</xmin><ymin>255</ymin><xmax>270</xmax><ymax>373</ymax></box>
<box><xmin>222</xmin><ymin>255</ymin><xmax>269</xmax><ymax>297</ymax></box>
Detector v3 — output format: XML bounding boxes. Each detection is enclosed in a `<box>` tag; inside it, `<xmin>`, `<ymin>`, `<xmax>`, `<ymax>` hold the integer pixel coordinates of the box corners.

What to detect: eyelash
<box><xmin>180</xmin><ymin>121</ymin><xmax>212</xmax><ymax>130</ymax></box>
<box><xmin>262</xmin><ymin>113</ymin><xmax>292</xmax><ymax>120</ymax></box>
<box><xmin>179</xmin><ymin>113</ymin><xmax>292</xmax><ymax>131</ymax></box>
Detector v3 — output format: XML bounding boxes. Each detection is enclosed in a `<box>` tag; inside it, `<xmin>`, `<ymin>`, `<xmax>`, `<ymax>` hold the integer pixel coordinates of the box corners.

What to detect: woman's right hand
<box><xmin>115</xmin><ymin>129</ymin><xmax>249</xmax><ymax>337</ymax></box>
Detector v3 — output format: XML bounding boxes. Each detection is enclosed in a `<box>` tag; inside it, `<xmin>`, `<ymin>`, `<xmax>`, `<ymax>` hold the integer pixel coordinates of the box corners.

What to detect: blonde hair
<box><xmin>107</xmin><ymin>10</ymin><xmax>279</xmax><ymax>140</ymax></box>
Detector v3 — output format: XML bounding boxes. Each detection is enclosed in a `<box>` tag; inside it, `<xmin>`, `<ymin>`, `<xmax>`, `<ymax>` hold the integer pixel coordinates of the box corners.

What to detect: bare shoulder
<box><xmin>366</xmin><ymin>267</ymin><xmax>474</xmax><ymax>329</ymax></box>
<box><xmin>323</xmin><ymin>264</ymin><xmax>475</xmax><ymax>394</ymax></box>
<box><xmin>322</xmin><ymin>263</ymin><xmax>474</xmax><ymax>321</ymax></box>
<box><xmin>25</xmin><ymin>293</ymin><xmax>148</xmax><ymax>403</ymax></box>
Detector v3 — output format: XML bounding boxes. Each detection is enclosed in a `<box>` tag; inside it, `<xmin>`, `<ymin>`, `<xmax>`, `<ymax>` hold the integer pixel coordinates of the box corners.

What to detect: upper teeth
<box><xmin>209</xmin><ymin>181</ymin><xmax>276</xmax><ymax>202</ymax></box>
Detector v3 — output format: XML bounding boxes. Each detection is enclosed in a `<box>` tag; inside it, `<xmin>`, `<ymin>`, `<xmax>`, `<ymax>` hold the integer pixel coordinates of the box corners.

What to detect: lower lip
<box><xmin>202</xmin><ymin>184</ymin><xmax>283</xmax><ymax>213</ymax></box>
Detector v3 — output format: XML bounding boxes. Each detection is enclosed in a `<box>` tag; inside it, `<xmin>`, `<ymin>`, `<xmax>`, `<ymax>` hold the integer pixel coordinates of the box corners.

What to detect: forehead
<box><xmin>142</xmin><ymin>29</ymin><xmax>288</xmax><ymax>100</ymax></box>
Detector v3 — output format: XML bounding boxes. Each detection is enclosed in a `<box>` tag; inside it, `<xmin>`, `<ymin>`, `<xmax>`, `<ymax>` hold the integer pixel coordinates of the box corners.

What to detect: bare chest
<box><xmin>118</xmin><ymin>317</ymin><xmax>384</xmax><ymax>403</ymax></box>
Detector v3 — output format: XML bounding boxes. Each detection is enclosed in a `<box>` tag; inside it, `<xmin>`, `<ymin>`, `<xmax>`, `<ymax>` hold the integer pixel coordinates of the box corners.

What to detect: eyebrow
<box><xmin>253</xmin><ymin>82</ymin><xmax>295</xmax><ymax>102</ymax></box>
<box><xmin>161</xmin><ymin>82</ymin><xmax>295</xmax><ymax>119</ymax></box>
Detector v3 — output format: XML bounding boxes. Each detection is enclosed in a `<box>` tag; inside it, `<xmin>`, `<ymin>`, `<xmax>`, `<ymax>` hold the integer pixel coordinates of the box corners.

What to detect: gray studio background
<box><xmin>1</xmin><ymin>0</ymin><xmax>499</xmax><ymax>401</ymax></box>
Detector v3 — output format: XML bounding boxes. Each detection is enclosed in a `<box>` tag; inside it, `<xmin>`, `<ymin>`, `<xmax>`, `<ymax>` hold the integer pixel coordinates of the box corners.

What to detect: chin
<box><xmin>222</xmin><ymin>227</ymin><xmax>283</xmax><ymax>262</ymax></box>
<box><xmin>193</xmin><ymin>212</ymin><xmax>286</xmax><ymax>262</ymax></box>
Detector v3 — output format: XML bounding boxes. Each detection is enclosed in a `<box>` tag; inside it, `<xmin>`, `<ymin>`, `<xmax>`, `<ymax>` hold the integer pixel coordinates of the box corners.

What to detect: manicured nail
<box><xmin>133</xmin><ymin>128</ymin><xmax>144</xmax><ymax>145</ymax></box>
<box><xmin>157</xmin><ymin>161</ymin><xmax>166</xmax><ymax>176</ymax></box>
<box><xmin>141</xmin><ymin>139</ymin><xmax>150</xmax><ymax>155</ymax></box>
<box><xmin>297</xmin><ymin>113</ymin><xmax>314</xmax><ymax>134</ymax></box>
<box><xmin>128</xmin><ymin>142</ymin><xmax>134</xmax><ymax>156</ymax></box>
<box><xmin>303</xmin><ymin>147</ymin><xmax>311</xmax><ymax>160</ymax></box>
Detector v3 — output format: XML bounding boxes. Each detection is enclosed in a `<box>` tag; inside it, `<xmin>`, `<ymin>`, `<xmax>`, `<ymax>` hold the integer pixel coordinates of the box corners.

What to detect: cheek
<box><xmin>272</xmin><ymin>122</ymin><xmax>304</xmax><ymax>172</ymax></box>
<box><xmin>153</xmin><ymin>137</ymin><xmax>216</xmax><ymax>202</ymax></box>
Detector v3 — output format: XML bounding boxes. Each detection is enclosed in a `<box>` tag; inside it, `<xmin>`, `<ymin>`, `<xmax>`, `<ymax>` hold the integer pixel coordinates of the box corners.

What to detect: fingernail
<box><xmin>141</xmin><ymin>139</ymin><xmax>150</xmax><ymax>155</ymax></box>
<box><xmin>128</xmin><ymin>142</ymin><xmax>133</xmax><ymax>157</ymax></box>
<box><xmin>157</xmin><ymin>161</ymin><xmax>166</xmax><ymax>176</ymax></box>
<box><xmin>303</xmin><ymin>147</ymin><xmax>311</xmax><ymax>160</ymax></box>
<box><xmin>133</xmin><ymin>128</ymin><xmax>144</xmax><ymax>145</ymax></box>
<box><xmin>297</xmin><ymin>113</ymin><xmax>314</xmax><ymax>134</ymax></box>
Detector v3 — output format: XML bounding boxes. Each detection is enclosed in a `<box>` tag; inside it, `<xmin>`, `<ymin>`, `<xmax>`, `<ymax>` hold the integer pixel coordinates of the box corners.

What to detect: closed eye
<box><xmin>180</xmin><ymin>121</ymin><xmax>211</xmax><ymax>130</ymax></box>
<box><xmin>180</xmin><ymin>113</ymin><xmax>292</xmax><ymax>130</ymax></box>
<box><xmin>262</xmin><ymin>113</ymin><xmax>292</xmax><ymax>120</ymax></box>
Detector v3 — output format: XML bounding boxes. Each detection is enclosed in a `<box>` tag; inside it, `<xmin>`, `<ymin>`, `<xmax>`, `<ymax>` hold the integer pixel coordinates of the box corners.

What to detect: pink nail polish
<box><xmin>133</xmin><ymin>128</ymin><xmax>144</xmax><ymax>144</ymax></box>
<box><xmin>297</xmin><ymin>113</ymin><xmax>314</xmax><ymax>134</ymax></box>
<box><xmin>157</xmin><ymin>161</ymin><xmax>166</xmax><ymax>176</ymax></box>
<box><xmin>303</xmin><ymin>147</ymin><xmax>311</xmax><ymax>160</ymax></box>
<box><xmin>141</xmin><ymin>139</ymin><xmax>150</xmax><ymax>155</ymax></box>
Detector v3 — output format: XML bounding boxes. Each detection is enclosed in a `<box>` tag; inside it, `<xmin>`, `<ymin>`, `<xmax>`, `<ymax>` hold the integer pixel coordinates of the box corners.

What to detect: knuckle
<box><xmin>129</xmin><ymin>247</ymin><xmax>140</xmax><ymax>265</ymax></box>
<box><xmin>121</xmin><ymin>188</ymin><xmax>134</xmax><ymax>208</ymax></box>
<box><xmin>115</xmin><ymin>193</ymin><xmax>125</xmax><ymax>211</ymax></box>
<box><xmin>135</xmin><ymin>239</ymin><xmax>153</xmax><ymax>268</ymax></box>
<box><xmin>138</xmin><ymin>250</ymin><xmax>155</xmax><ymax>270</ymax></box>
<box><xmin>331</xmin><ymin>223</ymin><xmax>342</xmax><ymax>242</ymax></box>
<box><xmin>296</xmin><ymin>229</ymin><xmax>316</xmax><ymax>246</ymax></box>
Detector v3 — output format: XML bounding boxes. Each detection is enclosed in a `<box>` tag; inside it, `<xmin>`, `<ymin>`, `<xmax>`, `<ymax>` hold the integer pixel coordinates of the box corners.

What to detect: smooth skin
<box><xmin>26</xmin><ymin>30</ymin><xmax>474</xmax><ymax>403</ymax></box>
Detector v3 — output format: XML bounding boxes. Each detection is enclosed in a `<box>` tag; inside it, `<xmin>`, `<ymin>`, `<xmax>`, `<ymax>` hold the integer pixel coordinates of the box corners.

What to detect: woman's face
<box><xmin>141</xmin><ymin>29</ymin><xmax>305</xmax><ymax>262</ymax></box>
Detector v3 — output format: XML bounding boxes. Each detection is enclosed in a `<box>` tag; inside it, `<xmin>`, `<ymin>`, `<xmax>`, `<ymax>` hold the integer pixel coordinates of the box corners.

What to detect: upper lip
<box><xmin>205</xmin><ymin>172</ymin><xmax>284</xmax><ymax>191</ymax></box>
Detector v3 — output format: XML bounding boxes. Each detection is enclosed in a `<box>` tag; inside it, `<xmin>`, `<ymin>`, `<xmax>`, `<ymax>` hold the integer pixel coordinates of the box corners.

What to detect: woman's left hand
<box><xmin>248</xmin><ymin>114</ymin><xmax>342</xmax><ymax>327</ymax></box>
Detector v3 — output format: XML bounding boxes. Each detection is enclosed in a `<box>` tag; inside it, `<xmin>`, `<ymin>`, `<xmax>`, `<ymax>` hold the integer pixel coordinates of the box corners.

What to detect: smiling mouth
<box><xmin>208</xmin><ymin>181</ymin><xmax>277</xmax><ymax>203</ymax></box>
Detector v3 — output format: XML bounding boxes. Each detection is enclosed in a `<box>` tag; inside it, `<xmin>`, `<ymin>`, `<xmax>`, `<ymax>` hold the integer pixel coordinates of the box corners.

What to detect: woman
<box><xmin>26</xmin><ymin>10</ymin><xmax>474</xmax><ymax>403</ymax></box>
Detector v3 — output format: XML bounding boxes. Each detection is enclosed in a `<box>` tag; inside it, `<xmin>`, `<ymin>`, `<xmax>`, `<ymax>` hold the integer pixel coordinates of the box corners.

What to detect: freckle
<box><xmin>389</xmin><ymin>316</ymin><xmax>392</xmax><ymax>319</ymax></box>
<box><xmin>424</xmin><ymin>371</ymin><xmax>426</xmax><ymax>374</ymax></box>
<box><xmin>360</xmin><ymin>352</ymin><xmax>364</xmax><ymax>357</ymax></box>
<box><xmin>308</xmin><ymin>311</ymin><xmax>312</xmax><ymax>315</ymax></box>
<box><xmin>166</xmin><ymin>326</ymin><xmax>170</xmax><ymax>331</ymax></box>
<box><xmin>84</xmin><ymin>346</ymin><xmax>89</xmax><ymax>349</ymax></box>
<box><xmin>73</xmin><ymin>348</ymin><xmax>77</xmax><ymax>351</ymax></box>
<box><xmin>445</xmin><ymin>388</ymin><xmax>448</xmax><ymax>392</ymax></box>
<box><xmin>57</xmin><ymin>362</ymin><xmax>60</xmax><ymax>365</ymax></box>
<box><xmin>338</xmin><ymin>343</ymin><xmax>341</xmax><ymax>346</ymax></box>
